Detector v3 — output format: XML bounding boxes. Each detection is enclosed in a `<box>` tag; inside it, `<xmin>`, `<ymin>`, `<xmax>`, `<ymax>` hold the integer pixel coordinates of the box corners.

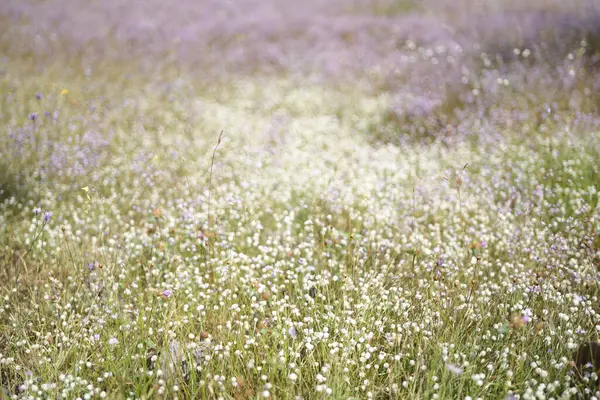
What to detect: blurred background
<box><xmin>2</xmin><ymin>0</ymin><xmax>600</xmax><ymax>144</ymax></box>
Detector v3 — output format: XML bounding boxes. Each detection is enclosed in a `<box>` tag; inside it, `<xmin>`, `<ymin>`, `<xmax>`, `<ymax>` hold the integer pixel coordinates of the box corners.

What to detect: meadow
<box><xmin>1</xmin><ymin>0</ymin><xmax>600</xmax><ymax>399</ymax></box>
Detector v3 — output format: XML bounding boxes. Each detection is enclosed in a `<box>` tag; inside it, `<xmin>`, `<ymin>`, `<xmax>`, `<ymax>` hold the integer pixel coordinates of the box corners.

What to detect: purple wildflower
<box><xmin>29</xmin><ymin>112</ymin><xmax>38</xmax><ymax>121</ymax></box>
<box><xmin>445</xmin><ymin>363</ymin><xmax>463</xmax><ymax>375</ymax></box>
<box><xmin>35</xmin><ymin>93</ymin><xmax>42</xmax><ymax>100</ymax></box>
<box><xmin>288</xmin><ymin>326</ymin><xmax>297</xmax><ymax>339</ymax></box>
<box><xmin>43</xmin><ymin>211</ymin><xmax>52</xmax><ymax>223</ymax></box>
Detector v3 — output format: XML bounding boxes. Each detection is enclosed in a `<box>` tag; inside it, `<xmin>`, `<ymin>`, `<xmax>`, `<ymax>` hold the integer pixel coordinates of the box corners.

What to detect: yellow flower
<box><xmin>60</xmin><ymin>89</ymin><xmax>69</xmax><ymax>95</ymax></box>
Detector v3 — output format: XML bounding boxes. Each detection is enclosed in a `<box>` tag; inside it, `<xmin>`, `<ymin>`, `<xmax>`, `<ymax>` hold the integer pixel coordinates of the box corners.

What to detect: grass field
<box><xmin>1</xmin><ymin>1</ymin><xmax>600</xmax><ymax>399</ymax></box>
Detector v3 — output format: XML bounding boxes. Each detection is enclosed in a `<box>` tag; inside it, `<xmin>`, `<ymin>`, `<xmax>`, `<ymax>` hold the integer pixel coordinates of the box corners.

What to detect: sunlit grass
<box><xmin>1</xmin><ymin>2</ymin><xmax>600</xmax><ymax>399</ymax></box>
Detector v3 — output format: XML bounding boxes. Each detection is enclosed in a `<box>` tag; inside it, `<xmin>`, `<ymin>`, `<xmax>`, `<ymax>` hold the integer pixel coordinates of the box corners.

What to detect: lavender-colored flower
<box><xmin>445</xmin><ymin>363</ymin><xmax>463</xmax><ymax>375</ymax></box>
<box><xmin>288</xmin><ymin>326</ymin><xmax>297</xmax><ymax>339</ymax></box>
<box><xmin>35</xmin><ymin>92</ymin><xmax>42</xmax><ymax>100</ymax></box>
<box><xmin>161</xmin><ymin>289</ymin><xmax>173</xmax><ymax>298</ymax></box>
<box><xmin>87</xmin><ymin>262</ymin><xmax>95</xmax><ymax>271</ymax></box>
<box><xmin>43</xmin><ymin>211</ymin><xmax>52</xmax><ymax>223</ymax></box>
<box><xmin>33</xmin><ymin>207</ymin><xmax>41</xmax><ymax>215</ymax></box>
<box><xmin>108</xmin><ymin>337</ymin><xmax>119</xmax><ymax>345</ymax></box>
<box><xmin>29</xmin><ymin>112</ymin><xmax>38</xmax><ymax>121</ymax></box>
